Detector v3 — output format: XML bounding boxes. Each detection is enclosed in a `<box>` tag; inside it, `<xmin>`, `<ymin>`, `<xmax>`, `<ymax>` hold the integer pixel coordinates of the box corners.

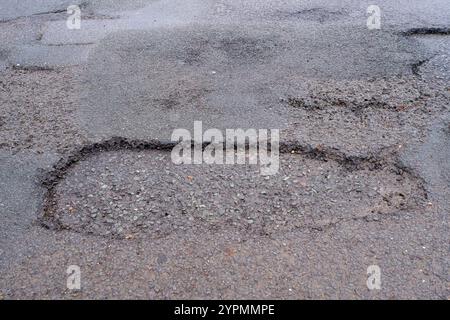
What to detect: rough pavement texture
<box><xmin>0</xmin><ymin>68</ymin><xmax>87</xmax><ymax>153</ymax></box>
<box><xmin>0</xmin><ymin>0</ymin><xmax>449</xmax><ymax>299</ymax></box>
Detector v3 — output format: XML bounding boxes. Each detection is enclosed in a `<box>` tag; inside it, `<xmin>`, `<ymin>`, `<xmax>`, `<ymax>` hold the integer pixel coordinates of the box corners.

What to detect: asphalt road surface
<box><xmin>0</xmin><ymin>0</ymin><xmax>449</xmax><ymax>299</ymax></box>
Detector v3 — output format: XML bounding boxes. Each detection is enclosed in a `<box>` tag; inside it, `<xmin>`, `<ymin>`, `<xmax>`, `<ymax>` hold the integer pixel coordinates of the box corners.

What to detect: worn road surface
<box><xmin>0</xmin><ymin>0</ymin><xmax>449</xmax><ymax>299</ymax></box>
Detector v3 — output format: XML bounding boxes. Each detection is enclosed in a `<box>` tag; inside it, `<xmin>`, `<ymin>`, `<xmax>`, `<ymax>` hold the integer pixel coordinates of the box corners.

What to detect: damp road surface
<box><xmin>0</xmin><ymin>0</ymin><xmax>449</xmax><ymax>299</ymax></box>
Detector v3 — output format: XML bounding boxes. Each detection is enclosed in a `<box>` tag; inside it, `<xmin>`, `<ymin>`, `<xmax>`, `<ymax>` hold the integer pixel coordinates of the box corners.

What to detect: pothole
<box><xmin>282</xmin><ymin>76</ymin><xmax>428</xmax><ymax>113</ymax></box>
<box><xmin>279</xmin><ymin>76</ymin><xmax>441</xmax><ymax>156</ymax></box>
<box><xmin>40</xmin><ymin>140</ymin><xmax>427</xmax><ymax>239</ymax></box>
<box><xmin>284</xmin><ymin>96</ymin><xmax>412</xmax><ymax>113</ymax></box>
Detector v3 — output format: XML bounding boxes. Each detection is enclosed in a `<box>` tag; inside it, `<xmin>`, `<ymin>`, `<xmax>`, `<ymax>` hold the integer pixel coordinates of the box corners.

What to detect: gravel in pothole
<box><xmin>46</xmin><ymin>150</ymin><xmax>426</xmax><ymax>238</ymax></box>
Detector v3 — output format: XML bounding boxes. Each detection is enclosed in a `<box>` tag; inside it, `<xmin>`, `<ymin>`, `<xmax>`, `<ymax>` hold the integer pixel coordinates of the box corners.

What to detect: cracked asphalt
<box><xmin>0</xmin><ymin>0</ymin><xmax>449</xmax><ymax>299</ymax></box>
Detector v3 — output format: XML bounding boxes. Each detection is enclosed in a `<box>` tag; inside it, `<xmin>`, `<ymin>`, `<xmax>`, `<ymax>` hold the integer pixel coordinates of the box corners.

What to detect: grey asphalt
<box><xmin>0</xmin><ymin>0</ymin><xmax>449</xmax><ymax>299</ymax></box>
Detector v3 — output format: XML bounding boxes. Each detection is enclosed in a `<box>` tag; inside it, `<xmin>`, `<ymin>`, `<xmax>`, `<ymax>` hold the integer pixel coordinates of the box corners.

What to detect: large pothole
<box><xmin>41</xmin><ymin>144</ymin><xmax>427</xmax><ymax>239</ymax></box>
